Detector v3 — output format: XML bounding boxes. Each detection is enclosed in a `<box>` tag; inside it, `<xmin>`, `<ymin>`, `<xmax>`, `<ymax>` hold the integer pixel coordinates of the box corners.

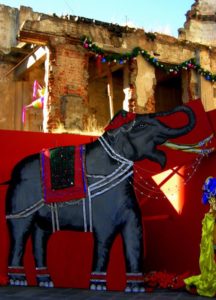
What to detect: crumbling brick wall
<box><xmin>1</xmin><ymin>2</ymin><xmax>216</xmax><ymax>134</ymax></box>
<box><xmin>46</xmin><ymin>41</ymin><xmax>89</xmax><ymax>132</ymax></box>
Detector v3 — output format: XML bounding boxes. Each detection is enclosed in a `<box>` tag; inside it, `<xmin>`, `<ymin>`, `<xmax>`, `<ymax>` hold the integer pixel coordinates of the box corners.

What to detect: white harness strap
<box><xmin>6</xmin><ymin>137</ymin><xmax>134</xmax><ymax>233</ymax></box>
<box><xmin>99</xmin><ymin>136</ymin><xmax>133</xmax><ymax>164</ymax></box>
<box><xmin>50</xmin><ymin>203</ymin><xmax>60</xmax><ymax>233</ymax></box>
<box><xmin>6</xmin><ymin>199</ymin><xmax>44</xmax><ymax>219</ymax></box>
<box><xmin>87</xmin><ymin>136</ymin><xmax>134</xmax><ymax>232</ymax></box>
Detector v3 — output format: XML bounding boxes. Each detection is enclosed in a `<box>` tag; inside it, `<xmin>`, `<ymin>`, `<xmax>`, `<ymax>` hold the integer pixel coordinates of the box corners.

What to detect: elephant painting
<box><xmin>4</xmin><ymin>105</ymin><xmax>196</xmax><ymax>292</ymax></box>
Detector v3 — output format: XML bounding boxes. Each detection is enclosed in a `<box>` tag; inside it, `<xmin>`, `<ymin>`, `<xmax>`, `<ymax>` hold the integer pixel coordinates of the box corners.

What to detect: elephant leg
<box><xmin>121</xmin><ymin>212</ymin><xmax>145</xmax><ymax>293</ymax></box>
<box><xmin>90</xmin><ymin>232</ymin><xmax>115</xmax><ymax>291</ymax></box>
<box><xmin>32</xmin><ymin>224</ymin><xmax>54</xmax><ymax>288</ymax></box>
<box><xmin>7</xmin><ymin>217</ymin><xmax>34</xmax><ymax>286</ymax></box>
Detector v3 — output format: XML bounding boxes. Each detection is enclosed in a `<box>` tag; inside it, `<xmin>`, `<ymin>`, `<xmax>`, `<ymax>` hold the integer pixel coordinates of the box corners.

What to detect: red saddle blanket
<box><xmin>40</xmin><ymin>145</ymin><xmax>87</xmax><ymax>203</ymax></box>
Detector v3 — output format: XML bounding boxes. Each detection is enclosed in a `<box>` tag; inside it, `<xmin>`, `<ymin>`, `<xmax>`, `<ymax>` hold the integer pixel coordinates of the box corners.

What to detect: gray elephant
<box><xmin>4</xmin><ymin>106</ymin><xmax>196</xmax><ymax>292</ymax></box>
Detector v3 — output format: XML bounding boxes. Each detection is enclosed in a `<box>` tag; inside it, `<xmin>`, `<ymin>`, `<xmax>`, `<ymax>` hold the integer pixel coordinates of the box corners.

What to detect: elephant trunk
<box><xmin>154</xmin><ymin>105</ymin><xmax>196</xmax><ymax>139</ymax></box>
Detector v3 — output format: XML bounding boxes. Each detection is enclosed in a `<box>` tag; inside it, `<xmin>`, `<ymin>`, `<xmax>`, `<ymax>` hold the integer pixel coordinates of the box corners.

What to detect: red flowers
<box><xmin>144</xmin><ymin>271</ymin><xmax>190</xmax><ymax>291</ymax></box>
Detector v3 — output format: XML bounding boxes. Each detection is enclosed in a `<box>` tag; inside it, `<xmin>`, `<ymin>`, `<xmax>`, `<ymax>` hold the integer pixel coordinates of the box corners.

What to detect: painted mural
<box><xmin>0</xmin><ymin>99</ymin><xmax>216</xmax><ymax>294</ymax></box>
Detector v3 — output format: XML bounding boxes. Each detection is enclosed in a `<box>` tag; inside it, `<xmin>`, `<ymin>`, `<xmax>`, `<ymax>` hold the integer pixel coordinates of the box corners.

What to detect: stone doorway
<box><xmin>155</xmin><ymin>68</ymin><xmax>183</xmax><ymax>112</ymax></box>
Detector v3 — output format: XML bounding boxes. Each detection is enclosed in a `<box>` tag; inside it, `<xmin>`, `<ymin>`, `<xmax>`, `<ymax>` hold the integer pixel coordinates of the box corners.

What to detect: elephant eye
<box><xmin>138</xmin><ymin>122</ymin><xmax>151</xmax><ymax>128</ymax></box>
<box><xmin>132</xmin><ymin>120</ymin><xmax>153</xmax><ymax>130</ymax></box>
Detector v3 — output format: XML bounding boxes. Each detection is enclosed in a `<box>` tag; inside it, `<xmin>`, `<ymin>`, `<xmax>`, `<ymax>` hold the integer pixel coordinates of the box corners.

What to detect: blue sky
<box><xmin>1</xmin><ymin>0</ymin><xmax>194</xmax><ymax>37</ymax></box>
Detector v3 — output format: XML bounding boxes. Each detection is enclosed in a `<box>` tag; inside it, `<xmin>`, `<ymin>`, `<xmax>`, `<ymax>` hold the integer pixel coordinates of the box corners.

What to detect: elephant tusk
<box><xmin>164</xmin><ymin>142</ymin><xmax>215</xmax><ymax>154</ymax></box>
<box><xmin>196</xmin><ymin>134</ymin><xmax>214</xmax><ymax>147</ymax></box>
<box><xmin>163</xmin><ymin>134</ymin><xmax>214</xmax><ymax>150</ymax></box>
<box><xmin>163</xmin><ymin>144</ymin><xmax>215</xmax><ymax>154</ymax></box>
<box><xmin>163</xmin><ymin>134</ymin><xmax>215</xmax><ymax>155</ymax></box>
<box><xmin>177</xmin><ymin>147</ymin><xmax>215</xmax><ymax>154</ymax></box>
<box><xmin>164</xmin><ymin>142</ymin><xmax>197</xmax><ymax>150</ymax></box>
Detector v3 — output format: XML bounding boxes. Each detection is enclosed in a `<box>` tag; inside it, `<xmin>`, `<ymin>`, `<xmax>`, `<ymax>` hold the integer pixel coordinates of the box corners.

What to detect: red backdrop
<box><xmin>0</xmin><ymin>99</ymin><xmax>216</xmax><ymax>290</ymax></box>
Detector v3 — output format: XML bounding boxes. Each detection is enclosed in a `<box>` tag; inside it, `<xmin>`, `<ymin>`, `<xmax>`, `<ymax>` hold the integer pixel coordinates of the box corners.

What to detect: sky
<box><xmin>0</xmin><ymin>0</ymin><xmax>195</xmax><ymax>37</ymax></box>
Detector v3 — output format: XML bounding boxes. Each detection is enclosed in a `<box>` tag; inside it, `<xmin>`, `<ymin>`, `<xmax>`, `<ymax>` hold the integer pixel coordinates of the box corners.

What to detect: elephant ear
<box><xmin>105</xmin><ymin>110</ymin><xmax>135</xmax><ymax>131</ymax></box>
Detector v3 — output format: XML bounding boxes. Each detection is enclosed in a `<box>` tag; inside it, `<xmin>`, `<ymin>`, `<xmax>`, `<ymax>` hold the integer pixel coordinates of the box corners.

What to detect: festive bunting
<box><xmin>81</xmin><ymin>35</ymin><xmax>216</xmax><ymax>82</ymax></box>
<box><xmin>22</xmin><ymin>80</ymin><xmax>45</xmax><ymax>123</ymax></box>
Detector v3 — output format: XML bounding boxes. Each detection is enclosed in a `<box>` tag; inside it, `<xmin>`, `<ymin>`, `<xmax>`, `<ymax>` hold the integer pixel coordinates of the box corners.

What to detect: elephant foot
<box><xmin>36</xmin><ymin>267</ymin><xmax>54</xmax><ymax>288</ymax></box>
<box><xmin>90</xmin><ymin>282</ymin><xmax>107</xmax><ymax>291</ymax></box>
<box><xmin>90</xmin><ymin>272</ymin><xmax>107</xmax><ymax>291</ymax></box>
<box><xmin>8</xmin><ymin>266</ymin><xmax>27</xmax><ymax>286</ymax></box>
<box><xmin>37</xmin><ymin>276</ymin><xmax>54</xmax><ymax>288</ymax></box>
<box><xmin>125</xmin><ymin>273</ymin><xmax>145</xmax><ymax>293</ymax></box>
<box><xmin>125</xmin><ymin>282</ymin><xmax>145</xmax><ymax>293</ymax></box>
<box><xmin>9</xmin><ymin>277</ymin><xmax>28</xmax><ymax>287</ymax></box>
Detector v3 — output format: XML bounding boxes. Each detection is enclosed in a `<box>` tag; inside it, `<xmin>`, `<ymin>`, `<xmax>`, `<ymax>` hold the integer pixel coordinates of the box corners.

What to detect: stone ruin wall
<box><xmin>1</xmin><ymin>3</ymin><xmax>216</xmax><ymax>133</ymax></box>
<box><xmin>179</xmin><ymin>0</ymin><xmax>216</xmax><ymax>46</ymax></box>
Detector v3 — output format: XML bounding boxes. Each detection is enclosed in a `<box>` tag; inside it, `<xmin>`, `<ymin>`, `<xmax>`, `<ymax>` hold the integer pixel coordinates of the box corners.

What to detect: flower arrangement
<box><xmin>144</xmin><ymin>271</ymin><xmax>191</xmax><ymax>291</ymax></box>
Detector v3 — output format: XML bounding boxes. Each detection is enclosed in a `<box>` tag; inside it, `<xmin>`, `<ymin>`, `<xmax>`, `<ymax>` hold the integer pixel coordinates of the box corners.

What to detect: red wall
<box><xmin>0</xmin><ymin>100</ymin><xmax>216</xmax><ymax>290</ymax></box>
<box><xmin>134</xmin><ymin>100</ymin><xmax>216</xmax><ymax>276</ymax></box>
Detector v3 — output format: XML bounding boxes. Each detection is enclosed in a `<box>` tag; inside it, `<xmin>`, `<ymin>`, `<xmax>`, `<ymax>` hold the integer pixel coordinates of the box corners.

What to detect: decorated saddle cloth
<box><xmin>40</xmin><ymin>145</ymin><xmax>87</xmax><ymax>203</ymax></box>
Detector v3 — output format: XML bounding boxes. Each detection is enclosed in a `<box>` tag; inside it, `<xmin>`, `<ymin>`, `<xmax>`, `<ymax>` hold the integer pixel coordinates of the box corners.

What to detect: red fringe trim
<box><xmin>126</xmin><ymin>274</ymin><xmax>144</xmax><ymax>281</ymax></box>
<box><xmin>36</xmin><ymin>268</ymin><xmax>49</xmax><ymax>275</ymax></box>
<box><xmin>8</xmin><ymin>267</ymin><xmax>24</xmax><ymax>274</ymax></box>
<box><xmin>90</xmin><ymin>273</ymin><xmax>106</xmax><ymax>280</ymax></box>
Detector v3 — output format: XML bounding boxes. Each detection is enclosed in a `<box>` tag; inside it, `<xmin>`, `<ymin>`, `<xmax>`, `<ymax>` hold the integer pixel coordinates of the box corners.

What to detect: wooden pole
<box><xmin>107</xmin><ymin>67</ymin><xmax>114</xmax><ymax>119</ymax></box>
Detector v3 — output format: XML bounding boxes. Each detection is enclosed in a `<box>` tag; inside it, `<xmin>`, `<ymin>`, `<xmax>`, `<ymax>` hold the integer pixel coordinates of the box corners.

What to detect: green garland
<box><xmin>81</xmin><ymin>35</ymin><xmax>216</xmax><ymax>82</ymax></box>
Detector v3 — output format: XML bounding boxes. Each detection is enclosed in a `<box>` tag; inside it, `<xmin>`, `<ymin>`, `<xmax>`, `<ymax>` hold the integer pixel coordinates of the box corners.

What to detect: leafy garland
<box><xmin>81</xmin><ymin>35</ymin><xmax>216</xmax><ymax>82</ymax></box>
